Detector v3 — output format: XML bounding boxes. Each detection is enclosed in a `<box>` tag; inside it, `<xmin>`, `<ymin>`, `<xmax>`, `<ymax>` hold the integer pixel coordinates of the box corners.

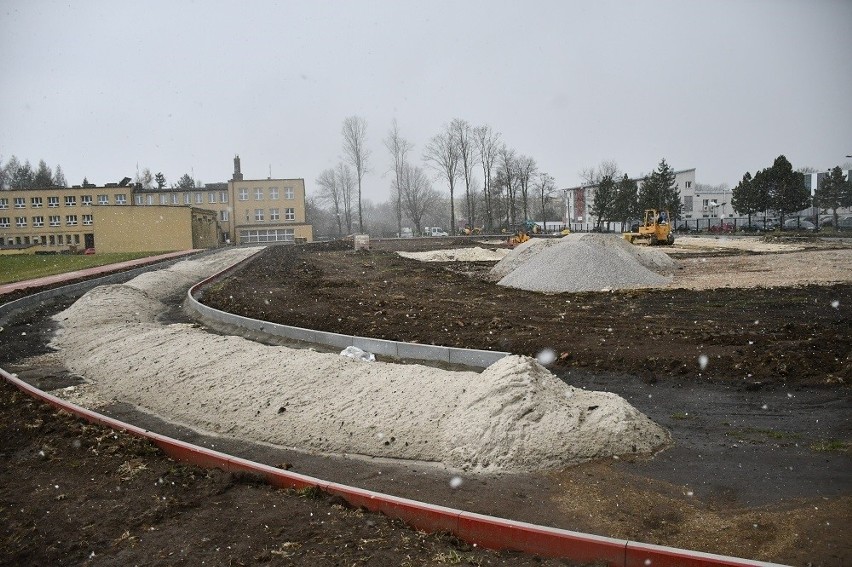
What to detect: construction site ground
<box><xmin>1</xmin><ymin>235</ymin><xmax>850</xmax><ymax>566</ymax></box>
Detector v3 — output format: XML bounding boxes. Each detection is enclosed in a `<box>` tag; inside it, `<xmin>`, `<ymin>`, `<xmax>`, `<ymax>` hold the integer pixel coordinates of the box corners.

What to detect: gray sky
<box><xmin>2</xmin><ymin>0</ymin><xmax>850</xmax><ymax>201</ymax></box>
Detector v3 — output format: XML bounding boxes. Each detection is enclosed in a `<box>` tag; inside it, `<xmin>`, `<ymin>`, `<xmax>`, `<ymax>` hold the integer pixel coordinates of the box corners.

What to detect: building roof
<box><xmin>562</xmin><ymin>168</ymin><xmax>696</xmax><ymax>192</ymax></box>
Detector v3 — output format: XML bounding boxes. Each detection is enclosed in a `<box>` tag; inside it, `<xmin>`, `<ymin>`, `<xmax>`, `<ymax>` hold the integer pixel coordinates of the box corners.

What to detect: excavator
<box><xmin>623</xmin><ymin>209</ymin><xmax>675</xmax><ymax>246</ymax></box>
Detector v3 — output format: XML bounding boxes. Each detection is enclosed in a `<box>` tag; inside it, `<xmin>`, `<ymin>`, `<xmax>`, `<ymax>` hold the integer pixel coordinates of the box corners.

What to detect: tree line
<box><xmin>313</xmin><ymin>116</ymin><xmax>560</xmax><ymax>237</ymax></box>
<box><xmin>582</xmin><ymin>158</ymin><xmax>682</xmax><ymax>231</ymax></box>
<box><xmin>732</xmin><ymin>155</ymin><xmax>851</xmax><ymax>225</ymax></box>
<box><xmin>0</xmin><ymin>156</ymin><xmax>67</xmax><ymax>189</ymax></box>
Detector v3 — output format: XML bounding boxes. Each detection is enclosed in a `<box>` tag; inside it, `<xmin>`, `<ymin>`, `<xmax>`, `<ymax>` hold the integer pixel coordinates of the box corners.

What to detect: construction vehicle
<box><xmin>623</xmin><ymin>209</ymin><xmax>675</xmax><ymax>245</ymax></box>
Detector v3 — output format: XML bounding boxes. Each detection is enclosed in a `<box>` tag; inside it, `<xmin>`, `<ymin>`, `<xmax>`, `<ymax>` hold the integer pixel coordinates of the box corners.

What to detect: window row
<box><xmin>0</xmin><ymin>195</ymin><xmax>127</xmax><ymax>209</ymax></box>
<box><xmin>239</xmin><ymin>228</ymin><xmax>295</xmax><ymax>243</ymax></box>
<box><xmin>246</xmin><ymin>208</ymin><xmax>296</xmax><ymax>222</ymax></box>
<box><xmin>237</xmin><ymin>187</ymin><xmax>295</xmax><ymax>201</ymax></box>
<box><xmin>0</xmin><ymin>215</ymin><xmax>93</xmax><ymax>228</ymax></box>
<box><xmin>133</xmin><ymin>191</ymin><xmax>229</xmax><ymax>206</ymax></box>
<box><xmin>1</xmin><ymin>233</ymin><xmax>85</xmax><ymax>247</ymax></box>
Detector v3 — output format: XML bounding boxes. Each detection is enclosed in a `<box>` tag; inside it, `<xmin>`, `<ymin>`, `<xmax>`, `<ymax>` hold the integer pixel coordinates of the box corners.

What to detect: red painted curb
<box><xmin>2</xmin><ymin>369</ymin><xmax>788</xmax><ymax>567</ymax></box>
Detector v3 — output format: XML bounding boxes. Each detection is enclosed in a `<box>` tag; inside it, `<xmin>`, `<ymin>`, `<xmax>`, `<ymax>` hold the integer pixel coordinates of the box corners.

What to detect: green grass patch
<box><xmin>670</xmin><ymin>412</ymin><xmax>694</xmax><ymax>420</ymax></box>
<box><xmin>810</xmin><ymin>439</ymin><xmax>849</xmax><ymax>453</ymax></box>
<box><xmin>0</xmin><ymin>252</ymin><xmax>170</xmax><ymax>284</ymax></box>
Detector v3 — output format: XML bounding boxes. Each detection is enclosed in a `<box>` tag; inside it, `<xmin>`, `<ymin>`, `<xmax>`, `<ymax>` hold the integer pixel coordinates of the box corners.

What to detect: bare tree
<box><xmin>341</xmin><ymin>116</ymin><xmax>371</xmax><ymax>233</ymax></box>
<box><xmin>473</xmin><ymin>125</ymin><xmax>500</xmax><ymax>231</ymax></box>
<box><xmin>514</xmin><ymin>155</ymin><xmax>537</xmax><ymax>221</ymax></box>
<box><xmin>424</xmin><ymin>126</ymin><xmax>461</xmax><ymax>234</ymax></box>
<box><xmin>383</xmin><ymin>119</ymin><xmax>414</xmax><ymax>237</ymax></box>
<box><xmin>579</xmin><ymin>160</ymin><xmax>620</xmax><ymax>186</ymax></box>
<box><xmin>450</xmin><ymin>119</ymin><xmax>478</xmax><ymax>231</ymax></box>
<box><xmin>399</xmin><ymin>162</ymin><xmax>439</xmax><ymax>235</ymax></box>
<box><xmin>535</xmin><ymin>172</ymin><xmax>557</xmax><ymax>227</ymax></box>
<box><xmin>315</xmin><ymin>168</ymin><xmax>344</xmax><ymax>236</ymax></box>
<box><xmin>335</xmin><ymin>162</ymin><xmax>356</xmax><ymax>234</ymax></box>
<box><xmin>497</xmin><ymin>145</ymin><xmax>518</xmax><ymax>227</ymax></box>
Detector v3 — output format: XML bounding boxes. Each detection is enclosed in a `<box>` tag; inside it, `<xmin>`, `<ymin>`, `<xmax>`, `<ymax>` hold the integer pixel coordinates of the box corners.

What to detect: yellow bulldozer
<box><xmin>623</xmin><ymin>209</ymin><xmax>675</xmax><ymax>246</ymax></box>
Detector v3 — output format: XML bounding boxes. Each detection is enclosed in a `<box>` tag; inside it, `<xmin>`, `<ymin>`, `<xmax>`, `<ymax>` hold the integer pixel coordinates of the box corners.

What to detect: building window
<box><xmin>254</xmin><ymin>209</ymin><xmax>264</xmax><ymax>221</ymax></box>
<box><xmin>0</xmin><ymin>198</ymin><xmax>7</xmax><ymax>209</ymax></box>
<box><xmin>284</xmin><ymin>187</ymin><xmax>294</xmax><ymax>200</ymax></box>
<box><xmin>97</xmin><ymin>194</ymin><xmax>109</xmax><ymax>205</ymax></box>
<box><xmin>48</xmin><ymin>196</ymin><xmax>59</xmax><ymax>208</ymax></box>
<box><xmin>74</xmin><ymin>234</ymin><xmax>80</xmax><ymax>244</ymax></box>
<box><xmin>208</xmin><ymin>192</ymin><xmax>216</xmax><ymax>203</ymax></box>
<box><xmin>33</xmin><ymin>216</ymin><xmax>44</xmax><ymax>227</ymax></box>
<box><xmin>220</xmin><ymin>210</ymin><xmax>229</xmax><ymax>221</ymax></box>
<box><xmin>160</xmin><ymin>194</ymin><xmax>168</xmax><ymax>205</ymax></box>
<box><xmin>65</xmin><ymin>234</ymin><xmax>72</xmax><ymax>245</ymax></box>
<box><xmin>16</xmin><ymin>216</ymin><xmax>27</xmax><ymax>227</ymax></box>
<box><xmin>116</xmin><ymin>194</ymin><xmax>127</xmax><ymax>205</ymax></box>
<box><xmin>134</xmin><ymin>194</ymin><xmax>143</xmax><ymax>205</ymax></box>
<box><xmin>49</xmin><ymin>215</ymin><xmax>60</xmax><ymax>227</ymax></box>
<box><xmin>195</xmin><ymin>192</ymin><xmax>203</xmax><ymax>204</ymax></box>
<box><xmin>66</xmin><ymin>215</ymin><xmax>77</xmax><ymax>226</ymax></box>
<box><xmin>31</xmin><ymin>197</ymin><xmax>43</xmax><ymax>208</ymax></box>
<box><xmin>284</xmin><ymin>207</ymin><xmax>295</xmax><ymax>221</ymax></box>
<box><xmin>146</xmin><ymin>194</ymin><xmax>154</xmax><ymax>206</ymax></box>
<box><xmin>255</xmin><ymin>188</ymin><xmax>264</xmax><ymax>200</ymax></box>
<box><xmin>82</xmin><ymin>214</ymin><xmax>93</xmax><ymax>226</ymax></box>
<box><xmin>685</xmin><ymin>181</ymin><xmax>692</xmax><ymax>190</ymax></box>
<box><xmin>239</xmin><ymin>228</ymin><xmax>295</xmax><ymax>243</ymax></box>
<box><xmin>239</xmin><ymin>188</ymin><xmax>248</xmax><ymax>201</ymax></box>
<box><xmin>219</xmin><ymin>191</ymin><xmax>228</xmax><ymax>203</ymax></box>
<box><xmin>48</xmin><ymin>235</ymin><xmax>55</xmax><ymax>245</ymax></box>
<box><xmin>81</xmin><ymin>195</ymin><xmax>92</xmax><ymax>206</ymax></box>
<box><xmin>183</xmin><ymin>193</ymin><xmax>190</xmax><ymax>205</ymax></box>
<box><xmin>269</xmin><ymin>187</ymin><xmax>279</xmax><ymax>200</ymax></box>
<box><xmin>269</xmin><ymin>208</ymin><xmax>280</xmax><ymax>221</ymax></box>
<box><xmin>14</xmin><ymin>197</ymin><xmax>26</xmax><ymax>208</ymax></box>
<box><xmin>0</xmin><ymin>217</ymin><xmax>9</xmax><ymax>228</ymax></box>
<box><xmin>171</xmin><ymin>193</ymin><xmax>179</xmax><ymax>205</ymax></box>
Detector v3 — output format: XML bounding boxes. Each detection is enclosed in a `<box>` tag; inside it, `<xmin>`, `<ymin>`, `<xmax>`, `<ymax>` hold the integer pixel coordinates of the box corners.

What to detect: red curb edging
<box><xmin>1</xmin><ymin>369</ymin><xmax>788</xmax><ymax>567</ymax></box>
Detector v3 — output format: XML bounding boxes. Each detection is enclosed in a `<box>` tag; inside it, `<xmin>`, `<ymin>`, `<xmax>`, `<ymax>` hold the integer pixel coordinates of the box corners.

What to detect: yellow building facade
<box><xmin>1</xmin><ymin>157</ymin><xmax>313</xmax><ymax>253</ymax></box>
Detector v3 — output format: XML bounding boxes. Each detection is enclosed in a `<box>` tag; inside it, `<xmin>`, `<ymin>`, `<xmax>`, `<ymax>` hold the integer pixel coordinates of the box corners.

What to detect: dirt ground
<box><xmin>1</xmin><ymin>236</ymin><xmax>850</xmax><ymax>566</ymax></box>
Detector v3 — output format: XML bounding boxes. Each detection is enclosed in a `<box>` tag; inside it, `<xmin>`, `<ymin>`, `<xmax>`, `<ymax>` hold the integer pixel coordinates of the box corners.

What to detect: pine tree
<box><xmin>612</xmin><ymin>174</ymin><xmax>639</xmax><ymax>227</ymax></box>
<box><xmin>53</xmin><ymin>164</ymin><xmax>67</xmax><ymax>187</ymax></box>
<box><xmin>814</xmin><ymin>166</ymin><xmax>848</xmax><ymax>227</ymax></box>
<box><xmin>731</xmin><ymin>172</ymin><xmax>760</xmax><ymax>223</ymax></box>
<box><xmin>765</xmin><ymin>155</ymin><xmax>809</xmax><ymax>224</ymax></box>
<box><xmin>33</xmin><ymin>160</ymin><xmax>54</xmax><ymax>187</ymax></box>
<box><xmin>175</xmin><ymin>173</ymin><xmax>195</xmax><ymax>190</ymax></box>
<box><xmin>590</xmin><ymin>174</ymin><xmax>616</xmax><ymax>230</ymax></box>
<box><xmin>639</xmin><ymin>159</ymin><xmax>681</xmax><ymax>216</ymax></box>
<box><xmin>155</xmin><ymin>172</ymin><xmax>166</xmax><ymax>189</ymax></box>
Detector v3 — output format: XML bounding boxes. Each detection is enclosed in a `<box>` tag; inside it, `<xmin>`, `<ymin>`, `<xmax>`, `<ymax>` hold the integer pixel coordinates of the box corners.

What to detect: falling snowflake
<box><xmin>536</xmin><ymin>349</ymin><xmax>556</xmax><ymax>365</ymax></box>
<box><xmin>698</xmin><ymin>354</ymin><xmax>709</xmax><ymax>370</ymax></box>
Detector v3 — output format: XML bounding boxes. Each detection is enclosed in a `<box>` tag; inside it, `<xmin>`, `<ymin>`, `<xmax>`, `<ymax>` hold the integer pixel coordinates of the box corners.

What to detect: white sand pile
<box><xmin>398</xmin><ymin>247</ymin><xmax>510</xmax><ymax>262</ymax></box>
<box><xmin>495</xmin><ymin>234</ymin><xmax>674</xmax><ymax>293</ymax></box>
<box><xmin>50</xmin><ymin>248</ymin><xmax>668</xmax><ymax>473</ymax></box>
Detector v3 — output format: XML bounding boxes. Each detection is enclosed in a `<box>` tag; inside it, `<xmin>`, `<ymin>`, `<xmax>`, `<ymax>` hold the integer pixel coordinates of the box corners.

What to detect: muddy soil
<box><xmin>1</xmin><ymin>239</ymin><xmax>850</xmax><ymax>566</ymax></box>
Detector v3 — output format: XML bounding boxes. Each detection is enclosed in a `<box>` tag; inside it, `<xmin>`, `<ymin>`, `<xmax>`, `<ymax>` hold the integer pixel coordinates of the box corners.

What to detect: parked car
<box><xmin>783</xmin><ymin>218</ymin><xmax>816</xmax><ymax>231</ymax></box>
<box><xmin>83</xmin><ymin>248</ymin><xmax>96</xmax><ymax>255</ymax></box>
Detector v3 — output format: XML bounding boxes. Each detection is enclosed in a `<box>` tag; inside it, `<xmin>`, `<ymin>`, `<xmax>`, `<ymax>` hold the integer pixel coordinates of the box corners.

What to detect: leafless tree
<box><xmin>579</xmin><ymin>160</ymin><xmax>620</xmax><ymax>186</ymax></box>
<box><xmin>341</xmin><ymin>116</ymin><xmax>370</xmax><ymax>233</ymax></box>
<box><xmin>399</xmin><ymin>162</ymin><xmax>438</xmax><ymax>235</ymax></box>
<box><xmin>335</xmin><ymin>162</ymin><xmax>356</xmax><ymax>234</ymax></box>
<box><xmin>535</xmin><ymin>172</ymin><xmax>557</xmax><ymax>227</ymax></box>
<box><xmin>450</xmin><ymin>118</ymin><xmax>478</xmax><ymax>231</ymax></box>
<box><xmin>497</xmin><ymin>145</ymin><xmax>518</xmax><ymax>227</ymax></box>
<box><xmin>424</xmin><ymin>125</ymin><xmax>460</xmax><ymax>234</ymax></box>
<box><xmin>473</xmin><ymin>126</ymin><xmax>501</xmax><ymax>231</ymax></box>
<box><xmin>383</xmin><ymin>118</ymin><xmax>414</xmax><ymax>238</ymax></box>
<box><xmin>514</xmin><ymin>155</ymin><xmax>537</xmax><ymax>221</ymax></box>
<box><xmin>316</xmin><ymin>168</ymin><xmax>344</xmax><ymax>236</ymax></box>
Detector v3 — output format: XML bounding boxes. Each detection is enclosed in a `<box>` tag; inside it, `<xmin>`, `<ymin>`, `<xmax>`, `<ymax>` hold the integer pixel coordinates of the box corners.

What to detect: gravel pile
<box><xmin>397</xmin><ymin>247</ymin><xmax>510</xmax><ymax>262</ymax></box>
<box><xmin>494</xmin><ymin>233</ymin><xmax>674</xmax><ymax>293</ymax></box>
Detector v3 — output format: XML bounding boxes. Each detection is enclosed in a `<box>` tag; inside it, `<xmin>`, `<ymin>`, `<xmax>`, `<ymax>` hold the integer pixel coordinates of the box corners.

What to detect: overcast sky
<box><xmin>1</xmin><ymin>0</ymin><xmax>850</xmax><ymax>201</ymax></box>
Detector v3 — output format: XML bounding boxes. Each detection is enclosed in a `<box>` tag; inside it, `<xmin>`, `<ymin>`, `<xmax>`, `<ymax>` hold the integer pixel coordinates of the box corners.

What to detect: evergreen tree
<box><xmin>814</xmin><ymin>166</ymin><xmax>848</xmax><ymax>227</ymax></box>
<box><xmin>612</xmin><ymin>174</ymin><xmax>639</xmax><ymax>227</ymax></box>
<box><xmin>175</xmin><ymin>173</ymin><xmax>195</xmax><ymax>190</ymax></box>
<box><xmin>762</xmin><ymin>155</ymin><xmax>809</xmax><ymax>224</ymax></box>
<box><xmin>11</xmin><ymin>160</ymin><xmax>34</xmax><ymax>189</ymax></box>
<box><xmin>590</xmin><ymin>174</ymin><xmax>616</xmax><ymax>230</ymax></box>
<box><xmin>155</xmin><ymin>172</ymin><xmax>167</xmax><ymax>189</ymax></box>
<box><xmin>53</xmin><ymin>164</ymin><xmax>67</xmax><ymax>187</ymax></box>
<box><xmin>639</xmin><ymin>159</ymin><xmax>681</xmax><ymax>216</ymax></box>
<box><xmin>731</xmin><ymin>172</ymin><xmax>761</xmax><ymax>223</ymax></box>
<box><xmin>33</xmin><ymin>160</ymin><xmax>54</xmax><ymax>187</ymax></box>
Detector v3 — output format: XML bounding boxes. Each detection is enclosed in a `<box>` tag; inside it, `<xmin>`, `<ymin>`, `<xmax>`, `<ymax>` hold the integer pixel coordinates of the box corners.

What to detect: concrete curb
<box><xmin>186</xmin><ymin>254</ymin><xmax>510</xmax><ymax>369</ymax></box>
<box><xmin>0</xmin><ymin>370</ymin><xmax>788</xmax><ymax>567</ymax></box>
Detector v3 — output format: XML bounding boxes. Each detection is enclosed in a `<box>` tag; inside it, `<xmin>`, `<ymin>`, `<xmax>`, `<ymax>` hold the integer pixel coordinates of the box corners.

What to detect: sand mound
<box><xmin>495</xmin><ymin>234</ymin><xmax>674</xmax><ymax>293</ymax></box>
<box><xmin>398</xmin><ymin>247</ymin><xmax>510</xmax><ymax>262</ymax></box>
<box><xmin>50</xmin><ymin>248</ymin><xmax>668</xmax><ymax>473</ymax></box>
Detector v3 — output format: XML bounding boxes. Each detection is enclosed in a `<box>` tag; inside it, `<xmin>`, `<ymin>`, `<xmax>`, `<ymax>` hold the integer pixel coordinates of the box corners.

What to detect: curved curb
<box><xmin>0</xmin><ymin>370</ymin><xmax>787</xmax><ymax>567</ymax></box>
<box><xmin>186</xmin><ymin>251</ymin><xmax>510</xmax><ymax>369</ymax></box>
